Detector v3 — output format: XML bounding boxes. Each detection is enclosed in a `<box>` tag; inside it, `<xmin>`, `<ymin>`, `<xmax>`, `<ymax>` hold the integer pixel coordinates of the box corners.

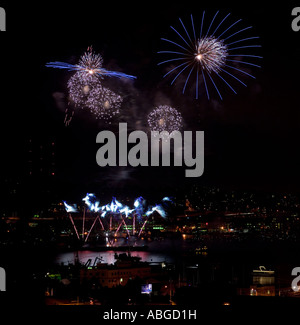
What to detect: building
<box><xmin>80</xmin><ymin>253</ymin><xmax>152</xmax><ymax>288</ymax></box>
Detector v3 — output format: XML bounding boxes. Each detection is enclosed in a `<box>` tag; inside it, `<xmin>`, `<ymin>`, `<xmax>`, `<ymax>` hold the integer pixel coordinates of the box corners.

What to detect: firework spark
<box><xmin>147</xmin><ymin>105</ymin><xmax>183</xmax><ymax>135</ymax></box>
<box><xmin>158</xmin><ymin>12</ymin><xmax>262</xmax><ymax>100</ymax></box>
<box><xmin>46</xmin><ymin>47</ymin><xmax>136</xmax><ymax>80</ymax></box>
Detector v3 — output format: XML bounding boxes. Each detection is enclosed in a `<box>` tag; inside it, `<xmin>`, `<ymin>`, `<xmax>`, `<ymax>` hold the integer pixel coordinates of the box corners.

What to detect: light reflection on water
<box><xmin>55</xmin><ymin>239</ymin><xmax>179</xmax><ymax>265</ymax></box>
<box><xmin>55</xmin><ymin>250</ymin><xmax>174</xmax><ymax>265</ymax></box>
<box><xmin>53</xmin><ymin>237</ymin><xmax>299</xmax><ymax>290</ymax></box>
<box><xmin>252</xmin><ymin>276</ymin><xmax>275</xmax><ymax>285</ymax></box>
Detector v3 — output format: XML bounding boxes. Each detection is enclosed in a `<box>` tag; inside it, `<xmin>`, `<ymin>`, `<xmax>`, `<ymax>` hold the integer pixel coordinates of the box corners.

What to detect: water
<box><xmin>53</xmin><ymin>237</ymin><xmax>298</xmax><ymax>291</ymax></box>
<box><xmin>54</xmin><ymin>238</ymin><xmax>181</xmax><ymax>265</ymax></box>
<box><xmin>55</xmin><ymin>249</ymin><xmax>174</xmax><ymax>265</ymax></box>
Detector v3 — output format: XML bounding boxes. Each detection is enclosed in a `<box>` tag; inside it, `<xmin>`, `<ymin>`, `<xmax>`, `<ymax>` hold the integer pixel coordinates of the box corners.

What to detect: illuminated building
<box><xmin>80</xmin><ymin>253</ymin><xmax>152</xmax><ymax>288</ymax></box>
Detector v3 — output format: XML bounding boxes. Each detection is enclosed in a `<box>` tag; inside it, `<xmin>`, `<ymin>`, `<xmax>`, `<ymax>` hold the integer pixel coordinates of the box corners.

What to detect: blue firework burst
<box><xmin>158</xmin><ymin>12</ymin><xmax>262</xmax><ymax>100</ymax></box>
<box><xmin>46</xmin><ymin>47</ymin><xmax>136</xmax><ymax>80</ymax></box>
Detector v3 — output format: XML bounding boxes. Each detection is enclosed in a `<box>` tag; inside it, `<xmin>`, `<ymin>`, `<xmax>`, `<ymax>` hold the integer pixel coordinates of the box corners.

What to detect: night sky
<box><xmin>1</xmin><ymin>1</ymin><xmax>300</xmax><ymax>201</ymax></box>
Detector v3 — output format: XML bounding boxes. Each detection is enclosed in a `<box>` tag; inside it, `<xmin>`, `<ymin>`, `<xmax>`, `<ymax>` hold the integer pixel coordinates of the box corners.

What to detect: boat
<box><xmin>252</xmin><ymin>266</ymin><xmax>275</xmax><ymax>275</ymax></box>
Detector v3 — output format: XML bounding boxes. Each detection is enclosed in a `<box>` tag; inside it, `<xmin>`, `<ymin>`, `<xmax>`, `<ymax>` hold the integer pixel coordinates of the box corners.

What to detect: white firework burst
<box><xmin>195</xmin><ymin>36</ymin><xmax>227</xmax><ymax>73</ymax></box>
<box><xmin>67</xmin><ymin>71</ymin><xmax>102</xmax><ymax>108</ymax></box>
<box><xmin>86</xmin><ymin>86</ymin><xmax>123</xmax><ymax>121</ymax></box>
<box><xmin>78</xmin><ymin>49</ymin><xmax>104</xmax><ymax>76</ymax></box>
<box><xmin>147</xmin><ymin>105</ymin><xmax>183</xmax><ymax>136</ymax></box>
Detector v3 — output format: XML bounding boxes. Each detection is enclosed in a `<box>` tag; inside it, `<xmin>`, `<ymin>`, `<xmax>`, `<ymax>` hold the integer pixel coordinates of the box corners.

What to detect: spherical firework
<box><xmin>86</xmin><ymin>86</ymin><xmax>123</xmax><ymax>121</ymax></box>
<box><xmin>147</xmin><ymin>105</ymin><xmax>183</xmax><ymax>135</ymax></box>
<box><xmin>67</xmin><ymin>71</ymin><xmax>102</xmax><ymax>108</ymax></box>
<box><xmin>158</xmin><ymin>11</ymin><xmax>262</xmax><ymax>100</ymax></box>
<box><xmin>78</xmin><ymin>49</ymin><xmax>103</xmax><ymax>77</ymax></box>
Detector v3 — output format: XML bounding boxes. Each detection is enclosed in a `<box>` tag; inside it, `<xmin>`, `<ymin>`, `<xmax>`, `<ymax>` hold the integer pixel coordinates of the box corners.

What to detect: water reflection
<box><xmin>252</xmin><ymin>276</ymin><xmax>275</xmax><ymax>285</ymax></box>
<box><xmin>55</xmin><ymin>250</ymin><xmax>174</xmax><ymax>265</ymax></box>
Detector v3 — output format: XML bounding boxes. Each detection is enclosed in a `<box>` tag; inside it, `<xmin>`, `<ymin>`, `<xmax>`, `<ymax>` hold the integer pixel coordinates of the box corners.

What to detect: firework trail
<box><xmin>46</xmin><ymin>47</ymin><xmax>136</xmax><ymax>81</ymax></box>
<box><xmin>63</xmin><ymin>195</ymin><xmax>173</xmax><ymax>240</ymax></box>
<box><xmin>147</xmin><ymin>105</ymin><xmax>183</xmax><ymax>137</ymax></box>
<box><xmin>63</xmin><ymin>108</ymin><xmax>74</xmax><ymax>127</ymax></box>
<box><xmin>158</xmin><ymin>12</ymin><xmax>262</xmax><ymax>100</ymax></box>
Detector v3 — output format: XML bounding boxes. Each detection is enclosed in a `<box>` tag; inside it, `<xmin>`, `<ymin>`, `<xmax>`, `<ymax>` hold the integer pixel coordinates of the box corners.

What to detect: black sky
<box><xmin>1</xmin><ymin>1</ymin><xmax>300</xmax><ymax>199</ymax></box>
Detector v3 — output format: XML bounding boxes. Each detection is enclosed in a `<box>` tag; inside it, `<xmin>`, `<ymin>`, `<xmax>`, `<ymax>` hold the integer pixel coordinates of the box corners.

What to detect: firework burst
<box><xmin>67</xmin><ymin>71</ymin><xmax>102</xmax><ymax>107</ymax></box>
<box><xmin>63</xmin><ymin>194</ymin><xmax>172</xmax><ymax>242</ymax></box>
<box><xmin>158</xmin><ymin>12</ymin><xmax>262</xmax><ymax>100</ymax></box>
<box><xmin>78</xmin><ymin>49</ymin><xmax>103</xmax><ymax>75</ymax></box>
<box><xmin>86</xmin><ymin>86</ymin><xmax>123</xmax><ymax>121</ymax></box>
<box><xmin>47</xmin><ymin>47</ymin><xmax>131</xmax><ymax>124</ymax></box>
<box><xmin>46</xmin><ymin>47</ymin><xmax>136</xmax><ymax>80</ymax></box>
<box><xmin>195</xmin><ymin>36</ymin><xmax>227</xmax><ymax>73</ymax></box>
<box><xmin>147</xmin><ymin>105</ymin><xmax>183</xmax><ymax>136</ymax></box>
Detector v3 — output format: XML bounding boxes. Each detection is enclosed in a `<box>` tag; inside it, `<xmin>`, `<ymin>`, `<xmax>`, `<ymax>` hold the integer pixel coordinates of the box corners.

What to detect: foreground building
<box><xmin>80</xmin><ymin>253</ymin><xmax>152</xmax><ymax>288</ymax></box>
